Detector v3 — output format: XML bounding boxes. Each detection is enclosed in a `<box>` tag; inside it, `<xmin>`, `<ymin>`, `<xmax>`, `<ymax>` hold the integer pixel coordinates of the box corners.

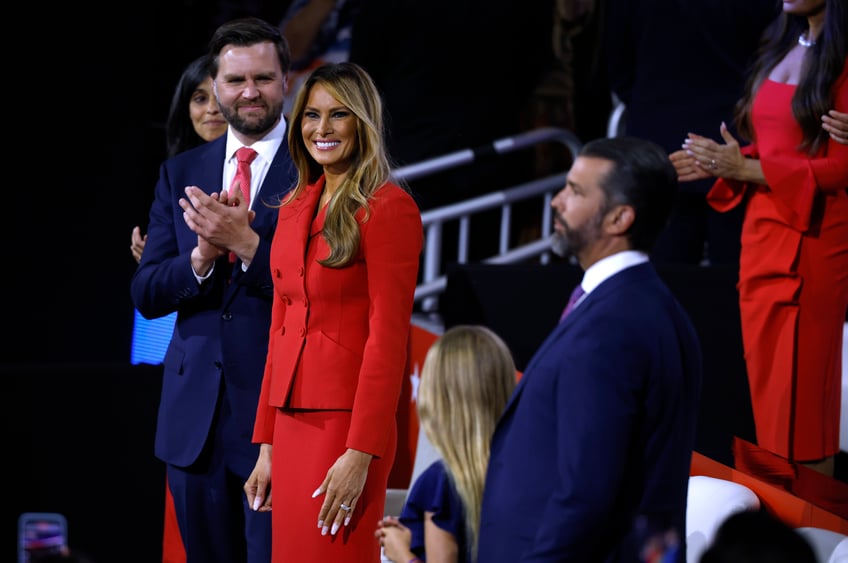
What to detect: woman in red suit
<box><xmin>244</xmin><ymin>62</ymin><xmax>423</xmax><ymax>561</ymax></box>
<box><xmin>671</xmin><ymin>0</ymin><xmax>848</xmax><ymax>479</ymax></box>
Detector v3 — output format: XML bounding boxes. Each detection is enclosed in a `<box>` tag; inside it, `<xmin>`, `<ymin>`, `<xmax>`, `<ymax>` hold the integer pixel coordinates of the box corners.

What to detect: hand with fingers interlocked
<box><xmin>375</xmin><ymin>515</ymin><xmax>416</xmax><ymax>563</ymax></box>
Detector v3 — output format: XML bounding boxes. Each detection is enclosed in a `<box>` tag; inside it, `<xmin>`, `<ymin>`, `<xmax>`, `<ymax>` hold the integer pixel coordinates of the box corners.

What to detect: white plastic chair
<box><xmin>686</xmin><ymin>475</ymin><xmax>761</xmax><ymax>563</ymax></box>
<box><xmin>796</xmin><ymin>527</ymin><xmax>848</xmax><ymax>563</ymax></box>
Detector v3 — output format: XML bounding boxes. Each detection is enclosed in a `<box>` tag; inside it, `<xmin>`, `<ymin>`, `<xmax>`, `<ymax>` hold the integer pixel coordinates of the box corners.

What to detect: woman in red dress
<box><xmin>244</xmin><ymin>62</ymin><xmax>423</xmax><ymax>561</ymax></box>
<box><xmin>670</xmin><ymin>0</ymin><xmax>848</xmax><ymax>478</ymax></box>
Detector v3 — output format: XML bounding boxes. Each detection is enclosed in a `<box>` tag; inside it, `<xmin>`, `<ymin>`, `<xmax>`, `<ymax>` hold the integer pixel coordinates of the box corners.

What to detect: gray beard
<box><xmin>550</xmin><ymin>231</ymin><xmax>572</xmax><ymax>258</ymax></box>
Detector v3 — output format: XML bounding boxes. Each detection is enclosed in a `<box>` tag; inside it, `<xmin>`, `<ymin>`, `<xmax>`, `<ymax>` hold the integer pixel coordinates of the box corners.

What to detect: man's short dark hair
<box><xmin>208</xmin><ymin>17</ymin><xmax>292</xmax><ymax>77</ymax></box>
<box><xmin>580</xmin><ymin>136</ymin><xmax>678</xmax><ymax>252</ymax></box>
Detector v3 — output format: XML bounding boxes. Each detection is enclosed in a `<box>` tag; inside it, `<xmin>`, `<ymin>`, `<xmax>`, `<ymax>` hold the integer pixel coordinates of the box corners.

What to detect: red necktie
<box><xmin>560</xmin><ymin>284</ymin><xmax>586</xmax><ymax>322</ymax></box>
<box><xmin>228</xmin><ymin>147</ymin><xmax>258</xmax><ymax>263</ymax></box>
<box><xmin>229</xmin><ymin>147</ymin><xmax>258</xmax><ymax>205</ymax></box>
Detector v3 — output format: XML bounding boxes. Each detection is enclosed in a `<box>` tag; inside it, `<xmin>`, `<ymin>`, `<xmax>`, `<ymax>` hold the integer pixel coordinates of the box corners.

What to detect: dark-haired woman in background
<box><xmin>670</xmin><ymin>0</ymin><xmax>847</xmax><ymax>486</ymax></box>
<box><xmin>131</xmin><ymin>54</ymin><xmax>227</xmax><ymax>261</ymax></box>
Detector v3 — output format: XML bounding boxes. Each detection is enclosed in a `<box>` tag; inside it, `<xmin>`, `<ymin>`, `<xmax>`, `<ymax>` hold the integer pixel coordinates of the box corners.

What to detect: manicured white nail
<box><xmin>253</xmin><ymin>498</ymin><xmax>261</xmax><ymax>511</ymax></box>
<box><xmin>331</xmin><ymin>523</ymin><xmax>339</xmax><ymax>535</ymax></box>
<box><xmin>321</xmin><ymin>525</ymin><xmax>328</xmax><ymax>536</ymax></box>
<box><xmin>312</xmin><ymin>488</ymin><xmax>322</xmax><ymax>498</ymax></box>
<box><xmin>344</xmin><ymin>516</ymin><xmax>351</xmax><ymax>526</ymax></box>
<box><xmin>317</xmin><ymin>520</ymin><xmax>323</xmax><ymax>528</ymax></box>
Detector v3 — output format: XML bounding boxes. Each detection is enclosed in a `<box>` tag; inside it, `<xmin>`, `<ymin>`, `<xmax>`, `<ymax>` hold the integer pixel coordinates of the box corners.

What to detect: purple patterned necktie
<box><xmin>560</xmin><ymin>284</ymin><xmax>586</xmax><ymax>322</ymax></box>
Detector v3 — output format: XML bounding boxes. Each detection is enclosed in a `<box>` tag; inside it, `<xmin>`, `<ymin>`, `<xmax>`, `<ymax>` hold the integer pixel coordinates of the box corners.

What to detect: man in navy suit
<box><xmin>477</xmin><ymin>137</ymin><xmax>703</xmax><ymax>562</ymax></box>
<box><xmin>130</xmin><ymin>17</ymin><xmax>295</xmax><ymax>563</ymax></box>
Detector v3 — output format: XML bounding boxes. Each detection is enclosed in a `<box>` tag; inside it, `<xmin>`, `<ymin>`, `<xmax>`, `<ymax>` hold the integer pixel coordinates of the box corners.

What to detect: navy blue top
<box><xmin>399</xmin><ymin>460</ymin><xmax>468</xmax><ymax>562</ymax></box>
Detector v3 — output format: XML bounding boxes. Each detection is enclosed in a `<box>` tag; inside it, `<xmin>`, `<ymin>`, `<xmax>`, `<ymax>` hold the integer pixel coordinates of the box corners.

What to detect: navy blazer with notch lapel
<box><xmin>130</xmin><ymin>134</ymin><xmax>296</xmax><ymax>474</ymax></box>
<box><xmin>477</xmin><ymin>262</ymin><xmax>703</xmax><ymax>562</ymax></box>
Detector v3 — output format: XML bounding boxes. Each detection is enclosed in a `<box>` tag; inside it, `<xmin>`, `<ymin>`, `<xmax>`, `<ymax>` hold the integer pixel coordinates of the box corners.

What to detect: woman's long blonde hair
<box><xmin>416</xmin><ymin>325</ymin><xmax>517</xmax><ymax>560</ymax></box>
<box><xmin>284</xmin><ymin>62</ymin><xmax>403</xmax><ymax>267</ymax></box>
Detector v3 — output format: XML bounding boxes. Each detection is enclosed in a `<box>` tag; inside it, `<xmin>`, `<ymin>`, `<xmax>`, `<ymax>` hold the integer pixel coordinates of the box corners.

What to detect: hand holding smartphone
<box><xmin>18</xmin><ymin>512</ymin><xmax>68</xmax><ymax>563</ymax></box>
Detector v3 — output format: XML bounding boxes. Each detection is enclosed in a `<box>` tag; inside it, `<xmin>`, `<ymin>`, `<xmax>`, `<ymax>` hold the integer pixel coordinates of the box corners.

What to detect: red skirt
<box><xmin>270</xmin><ymin>409</ymin><xmax>395</xmax><ymax>562</ymax></box>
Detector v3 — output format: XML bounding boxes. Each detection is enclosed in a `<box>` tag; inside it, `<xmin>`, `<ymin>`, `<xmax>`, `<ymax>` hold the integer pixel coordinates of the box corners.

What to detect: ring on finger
<box><xmin>709</xmin><ymin>159</ymin><xmax>717</xmax><ymax>169</ymax></box>
<box><xmin>340</xmin><ymin>503</ymin><xmax>352</xmax><ymax>512</ymax></box>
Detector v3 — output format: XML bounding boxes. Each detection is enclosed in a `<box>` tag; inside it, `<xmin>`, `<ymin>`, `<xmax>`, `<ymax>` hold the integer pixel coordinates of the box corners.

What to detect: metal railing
<box><xmin>392</xmin><ymin>127</ymin><xmax>583</xmax><ymax>315</ymax></box>
<box><xmin>606</xmin><ymin>93</ymin><xmax>627</xmax><ymax>138</ymax></box>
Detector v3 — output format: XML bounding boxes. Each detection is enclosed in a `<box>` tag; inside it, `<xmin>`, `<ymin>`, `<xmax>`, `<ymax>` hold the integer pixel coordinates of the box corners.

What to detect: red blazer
<box><xmin>253</xmin><ymin>176</ymin><xmax>423</xmax><ymax>458</ymax></box>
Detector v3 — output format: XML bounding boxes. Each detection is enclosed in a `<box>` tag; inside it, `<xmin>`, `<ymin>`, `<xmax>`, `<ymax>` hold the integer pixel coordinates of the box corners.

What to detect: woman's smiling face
<box><xmin>301</xmin><ymin>83</ymin><xmax>357</xmax><ymax>175</ymax></box>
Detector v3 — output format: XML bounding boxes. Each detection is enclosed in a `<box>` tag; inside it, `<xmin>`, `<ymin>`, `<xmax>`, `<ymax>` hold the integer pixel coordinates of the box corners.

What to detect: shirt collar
<box><xmin>224</xmin><ymin>114</ymin><xmax>287</xmax><ymax>164</ymax></box>
<box><xmin>580</xmin><ymin>250</ymin><xmax>649</xmax><ymax>294</ymax></box>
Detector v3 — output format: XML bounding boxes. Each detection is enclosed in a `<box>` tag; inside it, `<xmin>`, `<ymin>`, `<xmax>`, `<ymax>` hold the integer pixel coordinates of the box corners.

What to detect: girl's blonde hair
<box><xmin>416</xmin><ymin>324</ymin><xmax>517</xmax><ymax>560</ymax></box>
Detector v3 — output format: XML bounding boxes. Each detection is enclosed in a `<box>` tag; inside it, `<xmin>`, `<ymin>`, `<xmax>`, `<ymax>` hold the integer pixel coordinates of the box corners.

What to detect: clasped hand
<box><xmin>179</xmin><ymin>185</ymin><xmax>256</xmax><ymax>261</ymax></box>
<box><xmin>375</xmin><ymin>515</ymin><xmax>414</xmax><ymax>562</ymax></box>
<box><xmin>668</xmin><ymin>121</ymin><xmax>746</xmax><ymax>182</ymax></box>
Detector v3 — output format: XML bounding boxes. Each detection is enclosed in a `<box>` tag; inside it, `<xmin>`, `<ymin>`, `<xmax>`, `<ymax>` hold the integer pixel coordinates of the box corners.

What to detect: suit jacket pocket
<box><xmin>287</xmin><ymin>330</ymin><xmax>363</xmax><ymax>409</ymax></box>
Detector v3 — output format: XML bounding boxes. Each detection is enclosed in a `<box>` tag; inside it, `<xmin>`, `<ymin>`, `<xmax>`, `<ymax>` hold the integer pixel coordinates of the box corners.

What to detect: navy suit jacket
<box><xmin>130</xmin><ymin>135</ymin><xmax>295</xmax><ymax>475</ymax></box>
<box><xmin>477</xmin><ymin>263</ymin><xmax>702</xmax><ymax>562</ymax></box>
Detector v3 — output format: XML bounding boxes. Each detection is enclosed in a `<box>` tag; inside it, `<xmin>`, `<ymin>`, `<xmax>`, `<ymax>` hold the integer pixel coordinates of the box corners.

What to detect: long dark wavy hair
<box><xmin>734</xmin><ymin>0</ymin><xmax>847</xmax><ymax>155</ymax></box>
<box><xmin>164</xmin><ymin>54</ymin><xmax>214</xmax><ymax>158</ymax></box>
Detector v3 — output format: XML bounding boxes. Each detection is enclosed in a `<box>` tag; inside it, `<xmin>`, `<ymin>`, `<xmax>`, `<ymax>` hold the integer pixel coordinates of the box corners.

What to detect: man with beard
<box><xmin>130</xmin><ymin>17</ymin><xmax>295</xmax><ymax>563</ymax></box>
<box><xmin>477</xmin><ymin>136</ymin><xmax>703</xmax><ymax>562</ymax></box>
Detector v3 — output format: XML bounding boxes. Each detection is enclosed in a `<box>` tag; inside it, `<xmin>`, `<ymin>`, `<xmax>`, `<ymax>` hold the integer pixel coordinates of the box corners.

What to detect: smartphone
<box><xmin>17</xmin><ymin>512</ymin><xmax>68</xmax><ymax>563</ymax></box>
